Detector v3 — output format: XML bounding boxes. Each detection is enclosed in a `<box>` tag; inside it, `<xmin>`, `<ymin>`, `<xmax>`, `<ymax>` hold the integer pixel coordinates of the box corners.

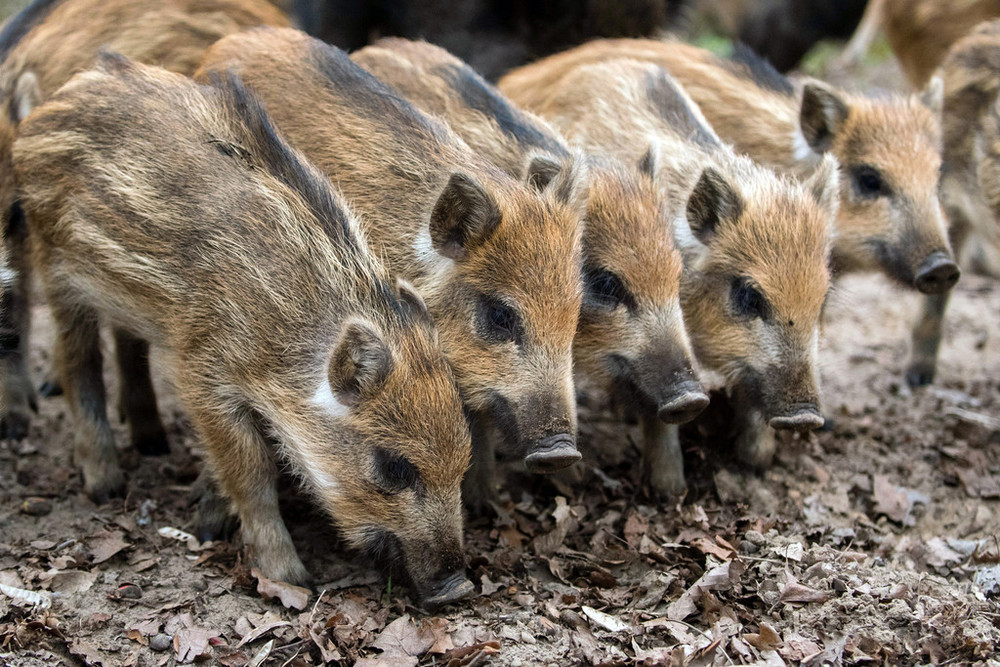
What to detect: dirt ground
<box><xmin>2</xmin><ymin>29</ymin><xmax>1000</xmax><ymax>667</ymax></box>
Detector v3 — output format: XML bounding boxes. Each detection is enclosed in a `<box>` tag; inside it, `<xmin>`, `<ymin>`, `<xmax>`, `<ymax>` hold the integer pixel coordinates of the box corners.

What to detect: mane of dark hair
<box><xmin>644</xmin><ymin>68</ymin><xmax>719</xmax><ymax>149</ymax></box>
<box><xmin>309</xmin><ymin>38</ymin><xmax>447</xmax><ymax>144</ymax></box>
<box><xmin>726</xmin><ymin>42</ymin><xmax>795</xmax><ymax>97</ymax></box>
<box><xmin>436</xmin><ymin>62</ymin><xmax>569</xmax><ymax>158</ymax></box>
<box><xmin>208</xmin><ymin>71</ymin><xmax>358</xmax><ymax>253</ymax></box>
<box><xmin>0</xmin><ymin>0</ymin><xmax>64</xmax><ymax>61</ymax></box>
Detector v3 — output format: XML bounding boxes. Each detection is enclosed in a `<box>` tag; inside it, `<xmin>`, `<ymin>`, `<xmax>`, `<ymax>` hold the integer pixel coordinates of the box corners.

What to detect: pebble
<box><xmin>149</xmin><ymin>634</ymin><xmax>172</xmax><ymax>652</ymax></box>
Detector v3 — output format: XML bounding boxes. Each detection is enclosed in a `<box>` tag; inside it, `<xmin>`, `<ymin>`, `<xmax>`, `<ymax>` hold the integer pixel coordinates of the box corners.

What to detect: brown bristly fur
<box><xmin>196</xmin><ymin>28</ymin><xmax>584</xmax><ymax>475</ymax></box>
<box><xmin>13</xmin><ymin>55</ymin><xmax>472</xmax><ymax>600</ymax></box>
<box><xmin>501</xmin><ymin>38</ymin><xmax>959</xmax><ymax>389</ymax></box>
<box><xmin>902</xmin><ymin>19</ymin><xmax>1000</xmax><ymax>387</ymax></box>
<box><xmin>504</xmin><ymin>57</ymin><xmax>838</xmax><ymax>478</ymax></box>
<box><xmin>352</xmin><ymin>38</ymin><xmax>699</xmax><ymax>501</ymax></box>
<box><xmin>0</xmin><ymin>0</ymin><xmax>289</xmax><ymax>445</ymax></box>
<box><xmin>884</xmin><ymin>0</ymin><xmax>1000</xmax><ymax>89</ymax></box>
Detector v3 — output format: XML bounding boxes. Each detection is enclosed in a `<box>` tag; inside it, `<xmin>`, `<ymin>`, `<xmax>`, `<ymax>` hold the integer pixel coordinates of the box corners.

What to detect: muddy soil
<box><xmin>2</xmin><ymin>26</ymin><xmax>1000</xmax><ymax>667</ymax></box>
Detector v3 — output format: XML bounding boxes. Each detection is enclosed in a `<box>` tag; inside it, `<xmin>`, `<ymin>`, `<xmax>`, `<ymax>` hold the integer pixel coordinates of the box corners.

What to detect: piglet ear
<box><xmin>686</xmin><ymin>167</ymin><xmax>743</xmax><ymax>244</ymax></box>
<box><xmin>524</xmin><ymin>154</ymin><xmax>563</xmax><ymax>192</ymax></box>
<box><xmin>395</xmin><ymin>277</ymin><xmax>434</xmax><ymax>328</ymax></box>
<box><xmin>804</xmin><ymin>153</ymin><xmax>841</xmax><ymax>217</ymax></box>
<box><xmin>12</xmin><ymin>72</ymin><xmax>41</xmax><ymax>124</ymax></box>
<box><xmin>430</xmin><ymin>172</ymin><xmax>501</xmax><ymax>261</ymax></box>
<box><xmin>329</xmin><ymin>319</ymin><xmax>393</xmax><ymax>405</ymax></box>
<box><xmin>799</xmin><ymin>81</ymin><xmax>849</xmax><ymax>153</ymax></box>
<box><xmin>638</xmin><ymin>142</ymin><xmax>659</xmax><ymax>178</ymax></box>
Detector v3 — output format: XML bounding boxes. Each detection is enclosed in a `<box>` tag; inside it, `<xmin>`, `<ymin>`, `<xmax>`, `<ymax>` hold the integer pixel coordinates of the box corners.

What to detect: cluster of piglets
<box><xmin>0</xmin><ymin>0</ymin><xmax>988</xmax><ymax>608</ymax></box>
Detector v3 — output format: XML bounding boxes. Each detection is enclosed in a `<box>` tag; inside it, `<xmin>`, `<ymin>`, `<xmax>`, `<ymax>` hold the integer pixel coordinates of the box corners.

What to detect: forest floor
<box><xmin>2</xmin><ymin>20</ymin><xmax>1000</xmax><ymax>667</ymax></box>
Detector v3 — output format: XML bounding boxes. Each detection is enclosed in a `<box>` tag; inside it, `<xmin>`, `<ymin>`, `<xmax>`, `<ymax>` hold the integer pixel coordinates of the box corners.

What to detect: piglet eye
<box><xmin>584</xmin><ymin>267</ymin><xmax>635</xmax><ymax>310</ymax></box>
<box><xmin>730</xmin><ymin>277</ymin><xmax>770</xmax><ymax>321</ymax></box>
<box><xmin>852</xmin><ymin>165</ymin><xmax>888</xmax><ymax>198</ymax></box>
<box><xmin>478</xmin><ymin>295</ymin><xmax>523</xmax><ymax>344</ymax></box>
<box><xmin>374</xmin><ymin>448</ymin><xmax>418</xmax><ymax>494</ymax></box>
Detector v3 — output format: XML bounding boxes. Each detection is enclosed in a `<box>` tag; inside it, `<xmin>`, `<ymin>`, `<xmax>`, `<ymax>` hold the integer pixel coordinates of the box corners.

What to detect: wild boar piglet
<box><xmin>502</xmin><ymin>58</ymin><xmax>838</xmax><ymax>488</ymax></box>
<box><xmin>500</xmin><ymin>38</ymin><xmax>957</xmax><ymax>388</ymax></box>
<box><xmin>197</xmin><ymin>28</ymin><xmax>586</xmax><ymax>480</ymax></box>
<box><xmin>0</xmin><ymin>0</ymin><xmax>289</xmax><ymax>443</ymax></box>
<box><xmin>13</xmin><ymin>55</ymin><xmax>473</xmax><ymax>607</ymax></box>
<box><xmin>352</xmin><ymin>38</ymin><xmax>705</xmax><ymax>505</ymax></box>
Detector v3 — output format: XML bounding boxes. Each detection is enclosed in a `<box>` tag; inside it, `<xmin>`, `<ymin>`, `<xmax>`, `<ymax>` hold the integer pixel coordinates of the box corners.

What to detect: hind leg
<box><xmin>113</xmin><ymin>328</ymin><xmax>168</xmax><ymax>455</ymax></box>
<box><xmin>0</xmin><ymin>232</ymin><xmax>36</xmax><ymax>440</ymax></box>
<box><xmin>50</xmin><ymin>297</ymin><xmax>123</xmax><ymax>502</ymax></box>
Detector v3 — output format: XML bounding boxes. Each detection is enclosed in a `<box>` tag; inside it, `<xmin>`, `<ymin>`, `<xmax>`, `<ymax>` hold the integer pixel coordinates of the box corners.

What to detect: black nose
<box><xmin>914</xmin><ymin>252</ymin><xmax>960</xmax><ymax>294</ymax></box>
<box><xmin>657</xmin><ymin>383</ymin><xmax>710</xmax><ymax>424</ymax></box>
<box><xmin>769</xmin><ymin>405</ymin><xmax>824</xmax><ymax>431</ymax></box>
<box><xmin>421</xmin><ymin>571</ymin><xmax>475</xmax><ymax>610</ymax></box>
<box><xmin>523</xmin><ymin>433</ymin><xmax>580</xmax><ymax>473</ymax></box>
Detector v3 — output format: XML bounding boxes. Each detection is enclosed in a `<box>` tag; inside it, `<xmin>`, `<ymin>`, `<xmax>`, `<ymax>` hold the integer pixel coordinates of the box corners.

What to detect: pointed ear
<box><xmin>800</xmin><ymin>82</ymin><xmax>849</xmax><ymax>153</ymax></box>
<box><xmin>686</xmin><ymin>167</ymin><xmax>743</xmax><ymax>244</ymax></box>
<box><xmin>540</xmin><ymin>152</ymin><xmax>589</xmax><ymax>217</ymax></box>
<box><xmin>920</xmin><ymin>75</ymin><xmax>944</xmax><ymax>115</ymax></box>
<box><xmin>804</xmin><ymin>154</ymin><xmax>841</xmax><ymax>217</ymax></box>
<box><xmin>638</xmin><ymin>142</ymin><xmax>658</xmax><ymax>178</ymax></box>
<box><xmin>524</xmin><ymin>155</ymin><xmax>562</xmax><ymax>192</ymax></box>
<box><xmin>395</xmin><ymin>277</ymin><xmax>434</xmax><ymax>328</ymax></box>
<box><xmin>329</xmin><ymin>320</ymin><xmax>393</xmax><ymax>405</ymax></box>
<box><xmin>12</xmin><ymin>72</ymin><xmax>41</xmax><ymax>124</ymax></box>
<box><xmin>430</xmin><ymin>172</ymin><xmax>501</xmax><ymax>261</ymax></box>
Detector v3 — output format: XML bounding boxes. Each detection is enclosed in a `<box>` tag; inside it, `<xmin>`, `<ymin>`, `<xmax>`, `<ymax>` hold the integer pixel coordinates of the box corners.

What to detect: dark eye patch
<box><xmin>373</xmin><ymin>448</ymin><xmax>419</xmax><ymax>494</ymax></box>
<box><xmin>476</xmin><ymin>295</ymin><xmax>524</xmax><ymax>345</ymax></box>
<box><xmin>584</xmin><ymin>267</ymin><xmax>636</xmax><ymax>311</ymax></box>
<box><xmin>851</xmin><ymin>165</ymin><xmax>890</xmax><ymax>198</ymax></box>
<box><xmin>730</xmin><ymin>277</ymin><xmax>771</xmax><ymax>321</ymax></box>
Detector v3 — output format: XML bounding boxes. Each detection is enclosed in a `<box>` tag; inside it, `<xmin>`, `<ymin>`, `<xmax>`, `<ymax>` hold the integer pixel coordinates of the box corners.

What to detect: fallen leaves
<box><xmin>581</xmin><ymin>605</ymin><xmax>631</xmax><ymax>633</ymax></box>
<box><xmin>87</xmin><ymin>531</ymin><xmax>130</xmax><ymax>565</ymax></box>
<box><xmin>252</xmin><ymin>568</ymin><xmax>311</xmax><ymax>611</ymax></box>
<box><xmin>667</xmin><ymin>559</ymin><xmax>745</xmax><ymax>621</ymax></box>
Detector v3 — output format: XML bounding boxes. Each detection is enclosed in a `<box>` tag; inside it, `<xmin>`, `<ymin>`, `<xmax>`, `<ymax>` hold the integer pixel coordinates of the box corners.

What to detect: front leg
<box><xmin>640</xmin><ymin>411</ymin><xmax>686</xmax><ymax>498</ymax></box>
<box><xmin>182</xmin><ymin>392</ymin><xmax>308</xmax><ymax>585</ymax></box>
<box><xmin>113</xmin><ymin>328</ymin><xmax>169</xmax><ymax>455</ymax></box>
<box><xmin>461</xmin><ymin>411</ymin><xmax>498</xmax><ymax>515</ymax></box>
<box><xmin>732</xmin><ymin>398</ymin><xmax>775</xmax><ymax>470</ymax></box>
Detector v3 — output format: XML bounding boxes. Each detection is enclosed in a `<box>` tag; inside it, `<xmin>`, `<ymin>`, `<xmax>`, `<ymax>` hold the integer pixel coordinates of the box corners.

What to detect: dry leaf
<box><xmin>252</xmin><ymin>568</ymin><xmax>311</xmax><ymax>611</ymax></box>
<box><xmin>69</xmin><ymin>639</ymin><xmax>106</xmax><ymax>666</ymax></box>
<box><xmin>44</xmin><ymin>569</ymin><xmax>98</xmax><ymax>595</ymax></box>
<box><xmin>0</xmin><ymin>582</ymin><xmax>52</xmax><ymax>608</ymax></box>
<box><xmin>872</xmin><ymin>475</ymin><xmax>909</xmax><ymax>523</ymax></box>
<box><xmin>581</xmin><ymin>605</ymin><xmax>631</xmax><ymax>633</ymax></box>
<box><xmin>372</xmin><ymin>615</ymin><xmax>434</xmax><ymax>658</ymax></box>
<box><xmin>779</xmin><ymin>580</ymin><xmax>830</xmax><ymax>604</ymax></box>
<box><xmin>424</xmin><ymin>617</ymin><xmax>454</xmax><ymax>654</ymax></box>
<box><xmin>173</xmin><ymin>623</ymin><xmax>217</xmax><ymax>663</ymax></box>
<box><xmin>745</xmin><ymin>622</ymin><xmax>783</xmax><ymax>651</ymax></box>
<box><xmin>88</xmin><ymin>530</ymin><xmax>131</xmax><ymax>564</ymax></box>
<box><xmin>247</xmin><ymin>639</ymin><xmax>273</xmax><ymax>667</ymax></box>
<box><xmin>234</xmin><ymin>611</ymin><xmax>291</xmax><ymax>648</ymax></box>
<box><xmin>667</xmin><ymin>560</ymin><xmax>744</xmax><ymax>621</ymax></box>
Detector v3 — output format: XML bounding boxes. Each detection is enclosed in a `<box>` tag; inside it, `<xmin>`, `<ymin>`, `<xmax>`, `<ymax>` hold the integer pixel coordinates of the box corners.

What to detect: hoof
<box><xmin>906</xmin><ymin>363</ymin><xmax>935</xmax><ymax>388</ymax></box>
<box><xmin>132</xmin><ymin>431</ymin><xmax>170</xmax><ymax>457</ymax></box>
<box><xmin>87</xmin><ymin>472</ymin><xmax>126</xmax><ymax>505</ymax></box>
<box><xmin>524</xmin><ymin>434</ymin><xmax>581</xmax><ymax>474</ymax></box>
<box><xmin>38</xmin><ymin>380</ymin><xmax>63</xmax><ymax>398</ymax></box>
<box><xmin>0</xmin><ymin>411</ymin><xmax>31</xmax><ymax>441</ymax></box>
<box><xmin>649</xmin><ymin>470</ymin><xmax>687</xmax><ymax>500</ymax></box>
